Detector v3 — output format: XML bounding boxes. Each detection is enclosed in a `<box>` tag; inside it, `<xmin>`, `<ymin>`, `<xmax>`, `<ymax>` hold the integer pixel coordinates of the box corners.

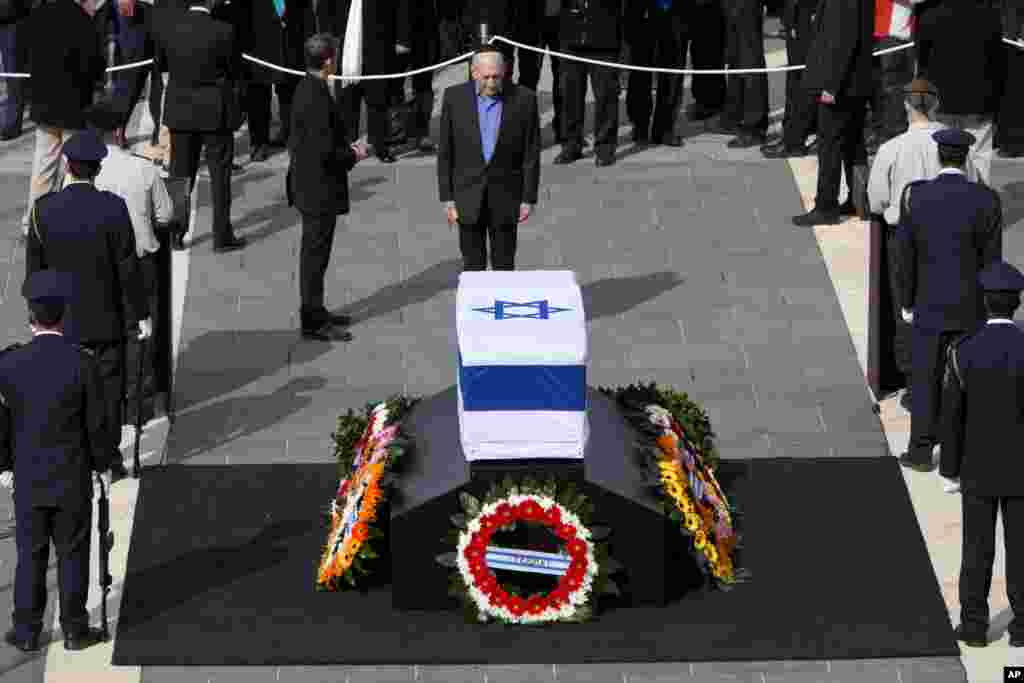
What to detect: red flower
<box><xmin>543</xmin><ymin>506</ymin><xmax>561</xmax><ymax>525</ymax></box>
<box><xmin>509</xmin><ymin>597</ymin><xmax>527</xmax><ymax>616</ymax></box>
<box><xmin>556</xmin><ymin>523</ymin><xmax>577</xmax><ymax>540</ymax></box>
<box><xmin>567</xmin><ymin>539</ymin><xmax>586</xmax><ymax>557</ymax></box>
<box><xmin>495</xmin><ymin>503</ymin><xmax>515</xmax><ymax>520</ymax></box>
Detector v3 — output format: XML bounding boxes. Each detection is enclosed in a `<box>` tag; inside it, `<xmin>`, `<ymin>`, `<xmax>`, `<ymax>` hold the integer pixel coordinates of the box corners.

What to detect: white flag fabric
<box><xmin>340</xmin><ymin>0</ymin><xmax>363</xmax><ymax>87</ymax></box>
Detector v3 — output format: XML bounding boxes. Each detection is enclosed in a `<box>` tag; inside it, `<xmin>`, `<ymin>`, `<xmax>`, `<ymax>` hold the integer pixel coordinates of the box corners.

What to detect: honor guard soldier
<box><xmin>25</xmin><ymin>130</ymin><xmax>152</xmax><ymax>480</ymax></box>
<box><xmin>0</xmin><ymin>270</ymin><xmax>115</xmax><ymax>653</ymax></box>
<box><xmin>939</xmin><ymin>261</ymin><xmax>1024</xmax><ymax>649</ymax></box>
<box><xmin>896</xmin><ymin>127</ymin><xmax>1003</xmax><ymax>472</ymax></box>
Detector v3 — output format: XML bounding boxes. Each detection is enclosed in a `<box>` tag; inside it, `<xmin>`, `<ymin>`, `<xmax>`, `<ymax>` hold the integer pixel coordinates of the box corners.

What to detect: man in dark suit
<box><xmin>438</xmin><ymin>47</ymin><xmax>540</xmax><ymax>271</ymax></box>
<box><xmin>0</xmin><ymin>0</ymin><xmax>28</xmax><ymax>140</ymax></box>
<box><xmin>287</xmin><ymin>33</ymin><xmax>369</xmax><ymax>341</ymax></box>
<box><xmin>939</xmin><ymin>260</ymin><xmax>1024</xmax><ymax>649</ymax></box>
<box><xmin>897</xmin><ymin>128</ymin><xmax>1003</xmax><ymax>472</ymax></box>
<box><xmin>792</xmin><ymin>0</ymin><xmax>874</xmax><ymax>226</ymax></box>
<box><xmin>517</xmin><ymin>0</ymin><xmax>563</xmax><ymax>143</ymax></box>
<box><xmin>457</xmin><ymin>0</ymin><xmax>521</xmax><ymax>76</ymax></box>
<box><xmin>152</xmin><ymin>0</ymin><xmax>246</xmax><ymax>252</ymax></box>
<box><xmin>396</xmin><ymin>0</ymin><xmax>439</xmax><ymax>152</ymax></box>
<box><xmin>625</xmin><ymin>0</ymin><xmax>686</xmax><ymax>148</ymax></box>
<box><xmin>762</xmin><ymin>0</ymin><xmax>818</xmax><ymax>157</ymax></box>
<box><xmin>25</xmin><ymin>130</ymin><xmax>151</xmax><ymax>480</ymax></box>
<box><xmin>719</xmin><ymin>0</ymin><xmax>769</xmax><ymax>148</ymax></box>
<box><xmin>997</xmin><ymin>0</ymin><xmax>1024</xmax><ymax>157</ymax></box>
<box><xmin>0</xmin><ymin>270</ymin><xmax>116</xmax><ymax>653</ymax></box>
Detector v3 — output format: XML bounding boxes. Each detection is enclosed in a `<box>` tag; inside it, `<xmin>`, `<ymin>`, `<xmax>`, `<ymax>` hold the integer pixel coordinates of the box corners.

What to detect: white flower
<box><xmin>646</xmin><ymin>405</ymin><xmax>672</xmax><ymax>429</ymax></box>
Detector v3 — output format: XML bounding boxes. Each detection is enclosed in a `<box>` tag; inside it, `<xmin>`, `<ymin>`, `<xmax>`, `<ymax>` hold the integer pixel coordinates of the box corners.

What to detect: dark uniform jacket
<box><xmin>21</xmin><ymin>0</ymin><xmax>103</xmax><ymax>130</ymax></box>
<box><xmin>0</xmin><ymin>335</ymin><xmax>114</xmax><ymax>508</ymax></box>
<box><xmin>940</xmin><ymin>321</ymin><xmax>1024</xmax><ymax>496</ymax></box>
<box><xmin>26</xmin><ymin>184</ymin><xmax>147</xmax><ymax>344</ymax></box>
<box><xmin>559</xmin><ymin>0</ymin><xmax>625</xmax><ymax>51</ymax></box>
<box><xmin>287</xmin><ymin>74</ymin><xmax>358</xmax><ymax>216</ymax></box>
<box><xmin>152</xmin><ymin>6</ymin><xmax>243</xmax><ymax>132</ymax></box>
<box><xmin>437</xmin><ymin>80</ymin><xmax>541</xmax><ymax>227</ymax></box>
<box><xmin>316</xmin><ymin>0</ymin><xmax>398</xmax><ymax>76</ymax></box>
<box><xmin>800</xmin><ymin>0</ymin><xmax>873</xmax><ymax>97</ymax></box>
<box><xmin>244</xmin><ymin>0</ymin><xmax>313</xmax><ymax>84</ymax></box>
<box><xmin>916</xmin><ymin>0</ymin><xmax>1005</xmax><ymax>116</ymax></box>
<box><xmin>897</xmin><ymin>173</ymin><xmax>1003</xmax><ymax>331</ymax></box>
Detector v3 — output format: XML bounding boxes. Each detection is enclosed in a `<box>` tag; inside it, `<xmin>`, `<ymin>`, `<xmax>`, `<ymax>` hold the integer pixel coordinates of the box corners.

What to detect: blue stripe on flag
<box><xmin>459</xmin><ymin>353</ymin><xmax>586</xmax><ymax>411</ymax></box>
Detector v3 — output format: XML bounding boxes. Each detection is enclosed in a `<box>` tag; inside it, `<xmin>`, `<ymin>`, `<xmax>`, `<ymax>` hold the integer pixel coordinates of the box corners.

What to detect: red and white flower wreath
<box><xmin>457</xmin><ymin>494</ymin><xmax>598</xmax><ymax>624</ymax></box>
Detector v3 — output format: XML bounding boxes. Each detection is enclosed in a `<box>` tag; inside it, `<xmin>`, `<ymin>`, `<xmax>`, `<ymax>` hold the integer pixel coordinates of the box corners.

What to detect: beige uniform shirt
<box><xmin>95</xmin><ymin>146</ymin><xmax>174</xmax><ymax>259</ymax></box>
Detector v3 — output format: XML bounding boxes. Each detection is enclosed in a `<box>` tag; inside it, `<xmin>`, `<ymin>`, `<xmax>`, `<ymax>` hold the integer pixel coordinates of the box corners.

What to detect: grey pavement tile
<box><xmin>481</xmin><ymin>664</ymin><xmax>556</xmax><ymax>683</ymax></box>
<box><xmin>693</xmin><ymin>661</ymin><xmax>829</xmax><ymax>680</ymax></box>
<box><xmin>625</xmin><ymin>344</ymin><xmax>690</xmax><ymax>370</ymax></box>
<box><xmin>0</xmin><ymin>654</ymin><xmax>46</xmax><ymax>683</ymax></box>
<box><xmin>826</xmin><ymin>658</ymin><xmax>905</xmax><ymax>679</ymax></box>
<box><xmin>557</xmin><ymin>663</ymin><xmax>629</xmax><ymax>682</ymax></box>
<box><xmin>276</xmin><ymin>665</ymin><xmax>350</xmax><ymax>682</ymax></box>
<box><xmin>179</xmin><ymin>329</ymin><xmax>293</xmax><ymax>373</ymax></box>
<box><xmin>622</xmin><ymin>662</ymin><xmax>692</xmax><ymax>682</ymax></box>
<box><xmin>345</xmin><ymin>665</ymin><xmax>414</xmax><ymax>682</ymax></box>
<box><xmin>142</xmin><ymin>666</ymin><xmax>279</xmax><ymax>683</ymax></box>
<box><xmin>414</xmin><ymin>665</ymin><xmax>484</xmax><ymax>683</ymax></box>
<box><xmin>896</xmin><ymin>657</ymin><xmax>968</xmax><ymax>683</ymax></box>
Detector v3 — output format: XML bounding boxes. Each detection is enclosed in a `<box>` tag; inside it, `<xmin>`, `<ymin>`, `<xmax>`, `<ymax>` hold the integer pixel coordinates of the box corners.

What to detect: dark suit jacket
<box><xmin>396</xmin><ymin>0</ymin><xmax>439</xmax><ymax>66</ymax></box>
<box><xmin>437</xmin><ymin>81</ymin><xmax>541</xmax><ymax>227</ymax></box>
<box><xmin>287</xmin><ymin>74</ymin><xmax>358</xmax><ymax>216</ymax></box>
<box><xmin>152</xmin><ymin>6</ymin><xmax>242</xmax><ymax>131</ymax></box>
<box><xmin>940</xmin><ymin>322</ymin><xmax>1024</xmax><ymax>496</ymax></box>
<box><xmin>897</xmin><ymin>173</ymin><xmax>1003</xmax><ymax>331</ymax></box>
<box><xmin>21</xmin><ymin>0</ymin><xmax>103</xmax><ymax>129</ymax></box>
<box><xmin>801</xmin><ymin>0</ymin><xmax>873</xmax><ymax>97</ymax></box>
<box><xmin>0</xmin><ymin>335</ymin><xmax>113</xmax><ymax>508</ymax></box>
<box><xmin>244</xmin><ymin>0</ymin><xmax>313</xmax><ymax>84</ymax></box>
<box><xmin>559</xmin><ymin>0</ymin><xmax>625</xmax><ymax>51</ymax></box>
<box><xmin>916</xmin><ymin>0</ymin><xmax>1005</xmax><ymax>116</ymax></box>
<box><xmin>26</xmin><ymin>184</ymin><xmax>147</xmax><ymax>344</ymax></box>
<box><xmin>316</xmin><ymin>0</ymin><xmax>398</xmax><ymax>75</ymax></box>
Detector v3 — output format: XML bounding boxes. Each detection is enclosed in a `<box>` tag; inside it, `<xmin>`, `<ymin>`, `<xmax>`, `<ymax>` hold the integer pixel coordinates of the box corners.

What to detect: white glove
<box><xmin>901</xmin><ymin>308</ymin><xmax>914</xmax><ymax>324</ymax></box>
<box><xmin>138</xmin><ymin>318</ymin><xmax>152</xmax><ymax>340</ymax></box>
<box><xmin>0</xmin><ymin>471</ymin><xmax>12</xmax><ymax>490</ymax></box>
<box><xmin>940</xmin><ymin>476</ymin><xmax>960</xmax><ymax>494</ymax></box>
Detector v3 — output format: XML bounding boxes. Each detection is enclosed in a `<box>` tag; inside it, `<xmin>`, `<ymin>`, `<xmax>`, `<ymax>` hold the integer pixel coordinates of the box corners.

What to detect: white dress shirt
<box><xmin>94</xmin><ymin>146</ymin><xmax>174</xmax><ymax>259</ymax></box>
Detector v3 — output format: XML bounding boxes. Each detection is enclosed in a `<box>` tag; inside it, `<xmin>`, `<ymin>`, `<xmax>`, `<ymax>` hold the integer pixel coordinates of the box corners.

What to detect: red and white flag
<box><xmin>874</xmin><ymin>0</ymin><xmax>921</xmax><ymax>40</ymax></box>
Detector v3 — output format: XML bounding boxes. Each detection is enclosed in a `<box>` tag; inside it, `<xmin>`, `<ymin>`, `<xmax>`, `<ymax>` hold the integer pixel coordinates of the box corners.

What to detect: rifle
<box><xmin>96</xmin><ymin>472</ymin><xmax>113</xmax><ymax>641</ymax></box>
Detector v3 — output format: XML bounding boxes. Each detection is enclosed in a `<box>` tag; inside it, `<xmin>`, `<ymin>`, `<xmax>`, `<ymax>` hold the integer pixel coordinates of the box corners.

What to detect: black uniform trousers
<box><xmin>341</xmin><ymin>81</ymin><xmax>390</xmax><ymax>149</ymax></box>
<box><xmin>459</xmin><ymin>189</ymin><xmax>516</xmax><ymax>271</ymax></box>
<box><xmin>959</xmin><ymin>494</ymin><xmax>1024</xmax><ymax>639</ymax></box>
<box><xmin>689</xmin><ymin>0</ymin><xmax>726</xmax><ymax>111</ymax></box>
<box><xmin>12</xmin><ymin>498</ymin><xmax>92</xmax><ymax>640</ymax></box>
<box><xmin>722</xmin><ymin>0</ymin><xmax>768</xmax><ymax>133</ymax></box>
<box><xmin>517</xmin><ymin>15</ymin><xmax>562</xmax><ymax>141</ymax></box>
<box><xmin>998</xmin><ymin>45</ymin><xmax>1024</xmax><ymax>153</ymax></box>
<box><xmin>906</xmin><ymin>327</ymin><xmax>962</xmax><ymax>463</ymax></box>
<box><xmin>626</xmin><ymin>12</ymin><xmax>687</xmax><ymax>142</ymax></box>
<box><xmin>885</xmin><ymin>223</ymin><xmax>913</xmax><ymax>384</ymax></box>
<box><xmin>869</xmin><ymin>37</ymin><xmax>913</xmax><ymax>143</ymax></box>
<box><xmin>781</xmin><ymin>2</ymin><xmax>817</xmax><ymax>148</ymax></box>
<box><xmin>814</xmin><ymin>96</ymin><xmax>868</xmax><ymax>211</ymax></box>
<box><xmin>247</xmin><ymin>80</ymin><xmax>296</xmax><ymax>148</ymax></box>
<box><xmin>169</xmin><ymin>129</ymin><xmax>234</xmax><ymax>244</ymax></box>
<box><xmin>560</xmin><ymin>47</ymin><xmax>620</xmax><ymax>158</ymax></box>
<box><xmin>298</xmin><ymin>211</ymin><xmax>338</xmax><ymax>329</ymax></box>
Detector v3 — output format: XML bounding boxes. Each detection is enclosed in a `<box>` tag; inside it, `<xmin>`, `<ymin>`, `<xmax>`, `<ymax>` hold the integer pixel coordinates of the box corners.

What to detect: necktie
<box><xmin>273</xmin><ymin>0</ymin><xmax>285</xmax><ymax>18</ymax></box>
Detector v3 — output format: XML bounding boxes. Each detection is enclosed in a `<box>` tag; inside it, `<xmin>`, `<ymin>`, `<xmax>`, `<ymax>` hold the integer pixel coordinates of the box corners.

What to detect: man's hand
<box><xmin>447</xmin><ymin>206</ymin><xmax>459</xmax><ymax>226</ymax></box>
<box><xmin>395</xmin><ymin>43</ymin><xmax>411</xmax><ymax>55</ymax></box>
<box><xmin>137</xmin><ymin>317</ymin><xmax>152</xmax><ymax>340</ymax></box>
<box><xmin>118</xmin><ymin>0</ymin><xmax>135</xmax><ymax>17</ymax></box>
<box><xmin>901</xmin><ymin>308</ymin><xmax>914</xmax><ymax>324</ymax></box>
<box><xmin>0</xmin><ymin>471</ymin><xmax>12</xmax><ymax>490</ymax></box>
<box><xmin>818</xmin><ymin>90</ymin><xmax>835</xmax><ymax>105</ymax></box>
<box><xmin>351</xmin><ymin>142</ymin><xmax>370</xmax><ymax>161</ymax></box>
<box><xmin>518</xmin><ymin>204</ymin><xmax>532</xmax><ymax>223</ymax></box>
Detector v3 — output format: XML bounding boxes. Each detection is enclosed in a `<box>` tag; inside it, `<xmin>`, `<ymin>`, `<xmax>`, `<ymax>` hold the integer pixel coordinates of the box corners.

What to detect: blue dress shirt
<box><xmin>477</xmin><ymin>92</ymin><xmax>503</xmax><ymax>163</ymax></box>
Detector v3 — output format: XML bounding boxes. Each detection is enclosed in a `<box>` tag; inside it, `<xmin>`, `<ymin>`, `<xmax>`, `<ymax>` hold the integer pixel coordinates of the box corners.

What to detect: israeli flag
<box><xmin>456</xmin><ymin>271</ymin><xmax>589</xmax><ymax>461</ymax></box>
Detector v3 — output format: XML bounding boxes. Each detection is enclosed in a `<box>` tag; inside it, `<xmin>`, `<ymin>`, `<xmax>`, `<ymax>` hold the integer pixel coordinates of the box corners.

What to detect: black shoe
<box><xmin>631</xmin><ymin>127</ymin><xmax>650</xmax><ymax>145</ymax></box>
<box><xmin>4</xmin><ymin>628</ymin><xmax>40</xmax><ymax>652</ymax></box>
<box><xmin>727</xmin><ymin>132</ymin><xmax>767</xmax><ymax>149</ymax></box>
<box><xmin>212</xmin><ymin>236</ymin><xmax>247</xmax><ymax>253</ymax></box>
<box><xmin>687</xmin><ymin>104</ymin><xmax>720</xmax><ymax>121</ymax></box>
<box><xmin>1010</xmin><ymin>633</ymin><xmax>1023</xmax><ymax>647</ymax></box>
<box><xmin>953</xmin><ymin>624</ymin><xmax>987</xmax><ymax>648</ymax></box>
<box><xmin>656</xmin><ymin>134</ymin><xmax>684</xmax><ymax>147</ymax></box>
<box><xmin>268</xmin><ymin>132</ymin><xmax>289</xmax><ymax>147</ymax></box>
<box><xmin>595</xmin><ymin>155</ymin><xmax>615</xmax><ymax>167</ymax></box>
<box><xmin>301</xmin><ymin>322</ymin><xmax>353</xmax><ymax>342</ymax></box>
<box><xmin>0</xmin><ymin>129</ymin><xmax>21</xmax><ymax>141</ymax></box>
<box><xmin>898</xmin><ymin>451</ymin><xmax>936</xmax><ymax>472</ymax></box>
<box><xmin>327</xmin><ymin>313</ymin><xmax>352</xmax><ymax>326</ymax></box>
<box><xmin>792</xmin><ymin>209</ymin><xmax>842</xmax><ymax>226</ymax></box>
<box><xmin>376</xmin><ymin>149</ymin><xmax>396</xmax><ymax>164</ymax></box>
<box><xmin>999</xmin><ymin>147</ymin><xmax>1024</xmax><ymax>159</ymax></box>
<box><xmin>250</xmin><ymin>145</ymin><xmax>271</xmax><ymax>163</ymax></box>
<box><xmin>761</xmin><ymin>140</ymin><xmax>807</xmax><ymax>158</ymax></box>
<box><xmin>710</xmin><ymin>119</ymin><xmax>740</xmax><ymax>135</ymax></box>
<box><xmin>416</xmin><ymin>138</ymin><xmax>436</xmax><ymax>153</ymax></box>
<box><xmin>171</xmin><ymin>233</ymin><xmax>185</xmax><ymax>251</ymax></box>
<box><xmin>231</xmin><ymin>162</ymin><xmax>244</xmax><ymax>174</ymax></box>
<box><xmin>554</xmin><ymin>148</ymin><xmax>583</xmax><ymax>164</ymax></box>
<box><xmin>64</xmin><ymin>627</ymin><xmax>104</xmax><ymax>651</ymax></box>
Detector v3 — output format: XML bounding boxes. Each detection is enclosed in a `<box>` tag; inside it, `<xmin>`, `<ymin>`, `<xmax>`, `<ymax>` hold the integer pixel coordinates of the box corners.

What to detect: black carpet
<box><xmin>112</xmin><ymin>459</ymin><xmax>959</xmax><ymax>666</ymax></box>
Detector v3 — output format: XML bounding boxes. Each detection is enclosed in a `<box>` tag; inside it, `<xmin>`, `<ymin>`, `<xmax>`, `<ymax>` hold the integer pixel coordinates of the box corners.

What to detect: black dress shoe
<box><xmin>554</xmin><ymin>148</ymin><xmax>583</xmax><ymax>164</ymax></box>
<box><xmin>250</xmin><ymin>145</ymin><xmax>270</xmax><ymax>162</ymax></box>
<box><xmin>171</xmin><ymin>233</ymin><xmax>185</xmax><ymax>251</ymax></box>
<box><xmin>595</xmin><ymin>155</ymin><xmax>615</xmax><ymax>167</ymax></box>
<box><xmin>656</xmin><ymin>134</ymin><xmax>684</xmax><ymax>147</ymax></box>
<box><xmin>953</xmin><ymin>624</ymin><xmax>987</xmax><ymax>648</ymax></box>
<box><xmin>792</xmin><ymin>209</ymin><xmax>842</xmax><ymax>226</ymax></box>
<box><xmin>0</xmin><ymin>129</ymin><xmax>21</xmax><ymax>141</ymax></box>
<box><xmin>631</xmin><ymin>127</ymin><xmax>650</xmax><ymax>145</ymax></box>
<box><xmin>727</xmin><ymin>132</ymin><xmax>767</xmax><ymax>149</ymax></box>
<box><xmin>416</xmin><ymin>138</ymin><xmax>437</xmax><ymax>153</ymax></box>
<box><xmin>999</xmin><ymin>147</ymin><xmax>1024</xmax><ymax>158</ymax></box>
<box><xmin>376</xmin><ymin>149</ymin><xmax>396</xmax><ymax>163</ymax></box>
<box><xmin>5</xmin><ymin>628</ymin><xmax>40</xmax><ymax>652</ymax></box>
<box><xmin>212</xmin><ymin>236</ymin><xmax>247</xmax><ymax>253</ymax></box>
<box><xmin>64</xmin><ymin>627</ymin><xmax>104</xmax><ymax>651</ymax></box>
<box><xmin>1010</xmin><ymin>633</ymin><xmax>1023</xmax><ymax>647</ymax></box>
<box><xmin>231</xmin><ymin>162</ymin><xmax>244</xmax><ymax>174</ymax></box>
<box><xmin>710</xmin><ymin>119</ymin><xmax>740</xmax><ymax>135</ymax></box>
<box><xmin>761</xmin><ymin>140</ymin><xmax>808</xmax><ymax>158</ymax></box>
<box><xmin>686</xmin><ymin>104</ymin><xmax>720</xmax><ymax>121</ymax></box>
<box><xmin>301</xmin><ymin>322</ymin><xmax>353</xmax><ymax>342</ymax></box>
<box><xmin>898</xmin><ymin>451</ymin><xmax>936</xmax><ymax>472</ymax></box>
<box><xmin>327</xmin><ymin>313</ymin><xmax>352</xmax><ymax>326</ymax></box>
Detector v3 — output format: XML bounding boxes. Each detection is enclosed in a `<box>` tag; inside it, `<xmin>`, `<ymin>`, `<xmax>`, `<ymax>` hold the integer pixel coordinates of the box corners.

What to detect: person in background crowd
<box><xmin>0</xmin><ymin>270</ymin><xmax>116</xmax><ymax>654</ymax></box>
<box><xmin>864</xmin><ymin>0</ymin><xmax>919</xmax><ymax>155</ymax></box>
<box><xmin>287</xmin><ymin>33</ymin><xmax>368</xmax><ymax>341</ymax></box>
<box><xmin>896</xmin><ymin>128</ymin><xmax>1002</xmax><ymax>473</ymax></box>
<box><xmin>152</xmin><ymin>0</ymin><xmax>246</xmax><ymax>252</ymax></box>
<box><xmin>0</xmin><ymin>0</ymin><xmax>27</xmax><ymax>141</ymax></box>
<box><xmin>438</xmin><ymin>48</ymin><xmax>540</xmax><ymax>271</ymax></box>
<box><xmin>625</xmin><ymin>0</ymin><xmax>686</xmax><ymax>148</ymax></box>
<box><xmin>108</xmin><ymin>0</ymin><xmax>158</xmax><ymax>148</ymax></box>
<box><xmin>684</xmin><ymin>0</ymin><xmax>727</xmax><ymax>122</ymax></box>
<box><xmin>997</xmin><ymin>0</ymin><xmax>1024</xmax><ymax>157</ymax></box>
<box><xmin>19</xmin><ymin>0</ymin><xmax>104</xmax><ymax>240</ymax></box>
<box><xmin>761</xmin><ymin>0</ymin><xmax>818</xmax><ymax>157</ymax></box>
<box><xmin>517</xmin><ymin>0</ymin><xmax>563</xmax><ymax>144</ymax></box>
<box><xmin>915</xmin><ymin>0</ymin><xmax>1005</xmax><ymax>185</ymax></box>
<box><xmin>718</xmin><ymin>0</ymin><xmax>769</xmax><ymax>148</ymax></box>
<box><xmin>457</xmin><ymin>0</ymin><xmax>521</xmax><ymax>77</ymax></box>
<box><xmin>939</xmin><ymin>260</ymin><xmax>1024</xmax><ymax>650</ymax></box>
<box><xmin>792</xmin><ymin>0</ymin><xmax>873</xmax><ymax>226</ymax></box>
<box><xmin>396</xmin><ymin>0</ymin><xmax>439</xmax><ymax>153</ymax></box>
<box><xmin>555</xmin><ymin>0</ymin><xmax>623</xmax><ymax>167</ymax></box>
<box><xmin>867</xmin><ymin>79</ymin><xmax>980</xmax><ymax>412</ymax></box>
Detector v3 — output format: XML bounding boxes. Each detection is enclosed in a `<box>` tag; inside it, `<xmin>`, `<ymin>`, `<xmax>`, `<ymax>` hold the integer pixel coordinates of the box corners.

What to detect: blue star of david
<box><xmin>473</xmin><ymin>300</ymin><xmax>572</xmax><ymax>320</ymax></box>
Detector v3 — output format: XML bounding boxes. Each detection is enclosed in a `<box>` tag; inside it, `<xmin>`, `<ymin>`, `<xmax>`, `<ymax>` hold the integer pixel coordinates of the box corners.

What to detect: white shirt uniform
<box><xmin>867</xmin><ymin>120</ymin><xmax>981</xmax><ymax>226</ymax></box>
<box><xmin>94</xmin><ymin>145</ymin><xmax>173</xmax><ymax>259</ymax></box>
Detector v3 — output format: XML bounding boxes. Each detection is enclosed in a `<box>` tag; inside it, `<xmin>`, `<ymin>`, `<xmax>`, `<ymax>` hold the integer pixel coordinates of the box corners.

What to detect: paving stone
<box><xmin>897</xmin><ymin>657</ymin><xmax>968</xmax><ymax>683</ymax></box>
<box><xmin>276</xmin><ymin>665</ymin><xmax>351</xmax><ymax>682</ymax></box>
<box><xmin>415</xmin><ymin>665</ymin><xmax>484</xmax><ymax>683</ymax></box>
<box><xmin>621</xmin><ymin>662</ymin><xmax>692</xmax><ymax>682</ymax></box>
<box><xmin>142</xmin><ymin>666</ymin><xmax>279</xmax><ymax>683</ymax></box>
<box><xmin>481</xmin><ymin>664</ymin><xmax>556</xmax><ymax>683</ymax></box>
<box><xmin>556</xmin><ymin>663</ymin><xmax>629</xmax><ymax>682</ymax></box>
<box><xmin>345</xmin><ymin>665</ymin><xmax>415</xmax><ymax>682</ymax></box>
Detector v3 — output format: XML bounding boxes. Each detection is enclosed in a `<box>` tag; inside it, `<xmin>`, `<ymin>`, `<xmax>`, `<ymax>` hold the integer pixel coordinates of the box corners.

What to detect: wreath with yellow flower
<box><xmin>598</xmin><ymin>383</ymin><xmax>749</xmax><ymax>590</ymax></box>
<box><xmin>316</xmin><ymin>395</ymin><xmax>420</xmax><ymax>591</ymax></box>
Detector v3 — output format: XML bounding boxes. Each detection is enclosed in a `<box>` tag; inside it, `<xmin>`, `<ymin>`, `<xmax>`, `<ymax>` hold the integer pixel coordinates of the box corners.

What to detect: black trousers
<box><xmin>626</xmin><ymin>12</ymin><xmax>687</xmax><ymax>141</ymax></box>
<box><xmin>79</xmin><ymin>339</ymin><xmax>125</xmax><ymax>455</ymax></box>
<box><xmin>998</xmin><ymin>45</ymin><xmax>1024</xmax><ymax>153</ymax></box>
<box><xmin>906</xmin><ymin>327</ymin><xmax>962</xmax><ymax>463</ymax></box>
<box><xmin>246</xmin><ymin>80</ymin><xmax>296</xmax><ymax>148</ymax></box>
<box><xmin>885</xmin><ymin>225</ymin><xmax>912</xmax><ymax>382</ymax></box>
<box><xmin>781</xmin><ymin>2</ymin><xmax>817</xmax><ymax>147</ymax></box>
<box><xmin>869</xmin><ymin>37</ymin><xmax>913</xmax><ymax>143</ymax></box>
<box><xmin>689</xmin><ymin>0</ymin><xmax>726</xmax><ymax>110</ymax></box>
<box><xmin>560</xmin><ymin>47</ymin><xmax>620</xmax><ymax>157</ymax></box>
<box><xmin>722</xmin><ymin>0</ymin><xmax>768</xmax><ymax>133</ymax></box>
<box><xmin>298</xmin><ymin>211</ymin><xmax>338</xmax><ymax>328</ymax></box>
<box><xmin>12</xmin><ymin>499</ymin><xmax>92</xmax><ymax>640</ymax></box>
<box><xmin>459</xmin><ymin>191</ymin><xmax>516</xmax><ymax>271</ymax></box>
<box><xmin>169</xmin><ymin>129</ymin><xmax>234</xmax><ymax>243</ymax></box>
<box><xmin>341</xmin><ymin>81</ymin><xmax>390</xmax><ymax>149</ymax></box>
<box><xmin>814</xmin><ymin>96</ymin><xmax>868</xmax><ymax>211</ymax></box>
<box><xmin>517</xmin><ymin>15</ymin><xmax>562</xmax><ymax>139</ymax></box>
<box><xmin>960</xmin><ymin>493</ymin><xmax>1024</xmax><ymax>639</ymax></box>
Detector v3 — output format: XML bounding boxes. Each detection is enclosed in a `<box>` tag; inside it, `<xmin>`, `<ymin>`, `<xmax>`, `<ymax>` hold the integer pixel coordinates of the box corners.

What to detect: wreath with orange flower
<box><xmin>316</xmin><ymin>395</ymin><xmax>419</xmax><ymax>590</ymax></box>
<box><xmin>598</xmin><ymin>383</ymin><xmax>749</xmax><ymax>590</ymax></box>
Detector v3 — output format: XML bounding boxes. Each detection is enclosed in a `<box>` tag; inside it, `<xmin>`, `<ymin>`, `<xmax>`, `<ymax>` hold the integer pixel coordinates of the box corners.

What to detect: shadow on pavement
<box><xmin>581</xmin><ymin>271</ymin><xmax>685</xmax><ymax>320</ymax></box>
<box><xmin>334</xmin><ymin>258</ymin><xmax>464</xmax><ymax>324</ymax></box>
